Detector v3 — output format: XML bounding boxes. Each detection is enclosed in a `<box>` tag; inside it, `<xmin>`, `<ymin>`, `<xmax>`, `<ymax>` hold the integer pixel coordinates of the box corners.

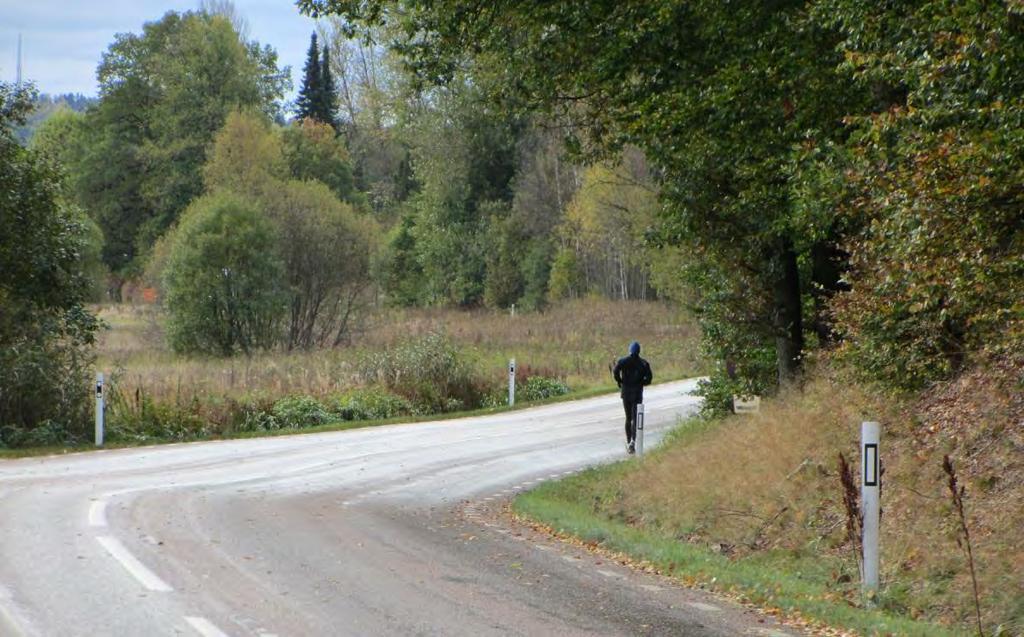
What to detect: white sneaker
<box><xmin>627</xmin><ymin>441</ymin><xmax>635</xmax><ymax>455</ymax></box>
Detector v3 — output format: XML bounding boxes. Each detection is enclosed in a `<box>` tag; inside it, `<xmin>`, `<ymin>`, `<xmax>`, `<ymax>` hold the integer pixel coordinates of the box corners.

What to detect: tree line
<box><xmin>300</xmin><ymin>0</ymin><xmax>1024</xmax><ymax>411</ymax></box>
<box><xmin>0</xmin><ymin>4</ymin><xmax>659</xmax><ymax>443</ymax></box>
<box><xmin>3</xmin><ymin>1</ymin><xmax>1023</xmax><ymax>442</ymax></box>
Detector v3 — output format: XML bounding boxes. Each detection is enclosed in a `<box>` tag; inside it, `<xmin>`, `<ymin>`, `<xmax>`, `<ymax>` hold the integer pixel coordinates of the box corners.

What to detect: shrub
<box><xmin>233</xmin><ymin>403</ymin><xmax>281</xmax><ymax>433</ymax></box>
<box><xmin>331</xmin><ymin>389</ymin><xmax>416</xmax><ymax>421</ymax></box>
<box><xmin>357</xmin><ymin>332</ymin><xmax>484</xmax><ymax>413</ymax></box>
<box><xmin>162</xmin><ymin>192</ymin><xmax>287</xmax><ymax>356</ymax></box>
<box><xmin>106</xmin><ymin>386</ymin><xmax>209</xmax><ymax>442</ymax></box>
<box><xmin>519</xmin><ymin>376</ymin><xmax>570</xmax><ymax>401</ymax></box>
<box><xmin>271</xmin><ymin>396</ymin><xmax>334</xmax><ymax>429</ymax></box>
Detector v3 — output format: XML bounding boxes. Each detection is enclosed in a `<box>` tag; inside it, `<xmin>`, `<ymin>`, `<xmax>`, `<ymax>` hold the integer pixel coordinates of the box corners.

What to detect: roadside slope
<box><xmin>514</xmin><ymin>364</ymin><xmax>1023</xmax><ymax>635</ymax></box>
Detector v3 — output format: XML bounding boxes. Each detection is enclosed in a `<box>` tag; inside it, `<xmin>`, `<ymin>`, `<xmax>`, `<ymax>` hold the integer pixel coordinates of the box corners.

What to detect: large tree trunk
<box><xmin>772</xmin><ymin>237</ymin><xmax>804</xmax><ymax>384</ymax></box>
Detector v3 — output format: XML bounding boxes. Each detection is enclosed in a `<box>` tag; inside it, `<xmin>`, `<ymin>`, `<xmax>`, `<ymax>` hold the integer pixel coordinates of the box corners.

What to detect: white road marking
<box><xmin>639</xmin><ymin>584</ymin><xmax>662</xmax><ymax>592</ymax></box>
<box><xmin>96</xmin><ymin>536</ymin><xmax>173</xmax><ymax>592</ymax></box>
<box><xmin>88</xmin><ymin>500</ymin><xmax>108</xmax><ymax>527</ymax></box>
<box><xmin>596</xmin><ymin>569</ymin><xmax>622</xmax><ymax>579</ymax></box>
<box><xmin>185</xmin><ymin>616</ymin><xmax>230</xmax><ymax>637</ymax></box>
<box><xmin>686</xmin><ymin>602</ymin><xmax>722</xmax><ymax>612</ymax></box>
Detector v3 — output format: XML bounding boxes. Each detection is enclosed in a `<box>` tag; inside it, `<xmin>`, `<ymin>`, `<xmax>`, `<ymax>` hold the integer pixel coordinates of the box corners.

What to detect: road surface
<box><xmin>0</xmin><ymin>380</ymin><xmax>797</xmax><ymax>636</ymax></box>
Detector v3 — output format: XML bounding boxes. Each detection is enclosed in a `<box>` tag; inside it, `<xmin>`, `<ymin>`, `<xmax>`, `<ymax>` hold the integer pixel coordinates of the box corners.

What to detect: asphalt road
<box><xmin>0</xmin><ymin>380</ymin><xmax>798</xmax><ymax>637</ymax></box>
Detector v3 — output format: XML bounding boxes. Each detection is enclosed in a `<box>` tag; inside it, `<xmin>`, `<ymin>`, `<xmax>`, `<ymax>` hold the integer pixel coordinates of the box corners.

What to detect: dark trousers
<box><xmin>623</xmin><ymin>397</ymin><xmax>640</xmax><ymax>443</ymax></box>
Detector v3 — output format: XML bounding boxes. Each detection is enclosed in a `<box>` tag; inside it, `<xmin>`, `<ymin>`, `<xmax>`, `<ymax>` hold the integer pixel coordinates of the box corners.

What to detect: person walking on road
<box><xmin>613</xmin><ymin>341</ymin><xmax>653</xmax><ymax>454</ymax></box>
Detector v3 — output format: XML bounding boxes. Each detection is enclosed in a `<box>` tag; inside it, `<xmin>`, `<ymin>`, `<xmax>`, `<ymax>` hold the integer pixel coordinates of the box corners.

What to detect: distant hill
<box><xmin>14</xmin><ymin>93</ymin><xmax>97</xmax><ymax>145</ymax></box>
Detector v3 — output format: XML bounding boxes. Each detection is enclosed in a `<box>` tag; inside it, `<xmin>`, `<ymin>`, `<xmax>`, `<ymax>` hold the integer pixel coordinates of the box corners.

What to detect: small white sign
<box><xmin>733</xmin><ymin>395</ymin><xmax>761</xmax><ymax>414</ymax></box>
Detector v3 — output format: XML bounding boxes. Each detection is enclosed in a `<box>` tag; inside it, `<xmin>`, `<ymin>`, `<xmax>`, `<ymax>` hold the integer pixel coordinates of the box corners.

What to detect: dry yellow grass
<box><xmin>93</xmin><ymin>298</ymin><xmax>702</xmax><ymax>404</ymax></box>
<box><xmin>624</xmin><ymin>374</ymin><xmax>868</xmax><ymax>553</ymax></box>
<box><xmin>585</xmin><ymin>363</ymin><xmax>1023</xmax><ymax>632</ymax></box>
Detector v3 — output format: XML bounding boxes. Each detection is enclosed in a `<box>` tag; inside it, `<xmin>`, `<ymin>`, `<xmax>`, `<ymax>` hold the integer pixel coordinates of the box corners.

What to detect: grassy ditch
<box><xmin>514</xmin><ymin>367</ymin><xmax>1022</xmax><ymax>636</ymax></box>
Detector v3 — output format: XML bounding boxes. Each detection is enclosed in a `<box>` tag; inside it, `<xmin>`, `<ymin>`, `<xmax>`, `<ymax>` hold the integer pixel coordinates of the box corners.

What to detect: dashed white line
<box><xmin>184</xmin><ymin>616</ymin><xmax>230</xmax><ymax>637</ymax></box>
<box><xmin>96</xmin><ymin>536</ymin><xmax>173</xmax><ymax>592</ymax></box>
<box><xmin>88</xmin><ymin>500</ymin><xmax>108</xmax><ymax>527</ymax></box>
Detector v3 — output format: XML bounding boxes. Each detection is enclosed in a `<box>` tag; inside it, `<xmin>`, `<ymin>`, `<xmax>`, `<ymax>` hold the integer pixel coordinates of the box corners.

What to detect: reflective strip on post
<box><xmin>862</xmin><ymin>420</ymin><xmax>881</xmax><ymax>594</ymax></box>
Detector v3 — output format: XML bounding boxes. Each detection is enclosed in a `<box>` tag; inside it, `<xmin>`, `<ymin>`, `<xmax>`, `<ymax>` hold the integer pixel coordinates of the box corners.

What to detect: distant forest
<box><xmin>14</xmin><ymin>93</ymin><xmax>96</xmax><ymax>144</ymax></box>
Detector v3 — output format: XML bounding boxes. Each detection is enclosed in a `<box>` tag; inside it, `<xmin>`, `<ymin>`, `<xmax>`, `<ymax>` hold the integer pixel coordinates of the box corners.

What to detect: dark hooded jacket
<box><xmin>613</xmin><ymin>348</ymin><xmax>653</xmax><ymax>402</ymax></box>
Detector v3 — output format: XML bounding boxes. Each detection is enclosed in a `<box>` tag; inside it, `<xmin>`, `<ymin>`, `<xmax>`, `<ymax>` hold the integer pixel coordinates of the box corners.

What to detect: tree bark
<box><xmin>773</xmin><ymin>237</ymin><xmax>804</xmax><ymax>384</ymax></box>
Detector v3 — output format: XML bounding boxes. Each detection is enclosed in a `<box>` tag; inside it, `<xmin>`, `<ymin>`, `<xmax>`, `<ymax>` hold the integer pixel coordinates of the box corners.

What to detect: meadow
<box><xmin>86</xmin><ymin>298</ymin><xmax>703</xmax><ymax>444</ymax></box>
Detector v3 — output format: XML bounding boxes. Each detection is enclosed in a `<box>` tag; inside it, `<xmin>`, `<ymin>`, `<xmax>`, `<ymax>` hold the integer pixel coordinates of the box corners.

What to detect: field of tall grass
<box><xmin>85</xmin><ymin>298</ymin><xmax>702</xmax><ymax>445</ymax></box>
<box><xmin>96</xmin><ymin>298</ymin><xmax>700</xmax><ymax>399</ymax></box>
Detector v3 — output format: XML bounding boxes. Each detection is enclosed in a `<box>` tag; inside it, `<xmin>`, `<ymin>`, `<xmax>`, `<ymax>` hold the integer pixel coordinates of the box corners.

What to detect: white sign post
<box><xmin>862</xmin><ymin>420</ymin><xmax>881</xmax><ymax>595</ymax></box>
<box><xmin>508</xmin><ymin>358</ymin><xmax>516</xmax><ymax>407</ymax></box>
<box><xmin>95</xmin><ymin>372</ymin><xmax>105</xmax><ymax>447</ymax></box>
<box><xmin>635</xmin><ymin>403</ymin><xmax>645</xmax><ymax>456</ymax></box>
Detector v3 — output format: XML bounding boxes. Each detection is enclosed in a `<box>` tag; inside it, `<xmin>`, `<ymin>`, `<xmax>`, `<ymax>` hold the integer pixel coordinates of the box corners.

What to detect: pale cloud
<box><xmin>0</xmin><ymin>0</ymin><xmax>319</xmax><ymax>97</ymax></box>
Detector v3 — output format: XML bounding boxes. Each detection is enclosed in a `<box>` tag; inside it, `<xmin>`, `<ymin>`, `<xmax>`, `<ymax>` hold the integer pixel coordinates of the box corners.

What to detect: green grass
<box><xmin>513</xmin><ymin>424</ymin><xmax>966</xmax><ymax>637</ymax></box>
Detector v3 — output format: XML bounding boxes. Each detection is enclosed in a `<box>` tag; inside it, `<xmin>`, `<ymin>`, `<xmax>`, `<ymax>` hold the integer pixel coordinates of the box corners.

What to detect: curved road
<box><xmin>0</xmin><ymin>380</ymin><xmax>796</xmax><ymax>636</ymax></box>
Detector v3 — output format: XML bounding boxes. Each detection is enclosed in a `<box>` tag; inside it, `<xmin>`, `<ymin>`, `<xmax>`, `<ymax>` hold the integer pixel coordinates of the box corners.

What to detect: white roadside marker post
<box><xmin>508</xmin><ymin>358</ymin><xmax>516</xmax><ymax>407</ymax></box>
<box><xmin>635</xmin><ymin>403</ymin><xmax>645</xmax><ymax>456</ymax></box>
<box><xmin>862</xmin><ymin>420</ymin><xmax>881</xmax><ymax>595</ymax></box>
<box><xmin>95</xmin><ymin>372</ymin><xmax>105</xmax><ymax>447</ymax></box>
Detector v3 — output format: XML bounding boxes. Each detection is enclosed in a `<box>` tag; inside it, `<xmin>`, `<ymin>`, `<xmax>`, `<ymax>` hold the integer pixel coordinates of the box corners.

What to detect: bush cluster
<box><xmin>356</xmin><ymin>332</ymin><xmax>486</xmax><ymax>413</ymax></box>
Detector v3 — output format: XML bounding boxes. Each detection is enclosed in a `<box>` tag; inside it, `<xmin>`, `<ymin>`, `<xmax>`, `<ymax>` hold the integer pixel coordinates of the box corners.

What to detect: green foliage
<box><xmin>281</xmin><ymin>118</ymin><xmax>358</xmax><ymax>204</ymax></box>
<box><xmin>483</xmin><ymin>204</ymin><xmax>525</xmax><ymax>309</ymax></box>
<box><xmin>162</xmin><ymin>192</ymin><xmax>287</xmax><ymax>355</ymax></box>
<box><xmin>816</xmin><ymin>0</ymin><xmax>1024</xmax><ymax>389</ymax></box>
<box><xmin>106</xmin><ymin>383</ymin><xmax>209</xmax><ymax>442</ymax></box>
<box><xmin>296</xmin><ymin>32</ymin><xmax>322</xmax><ymax>122</ymax></box>
<box><xmin>271</xmin><ymin>395</ymin><xmax>334</xmax><ymax>428</ymax></box>
<box><xmin>519</xmin><ymin>376</ymin><xmax>570</xmax><ymax>402</ymax></box>
<box><xmin>555</xmin><ymin>158</ymin><xmax>657</xmax><ymax>301</ymax></box>
<box><xmin>0</xmin><ymin>81</ymin><xmax>99</xmax><ymax>447</ymax></box>
<box><xmin>302</xmin><ymin>0</ymin><xmax>862</xmax><ymax>387</ymax></box>
<box><xmin>380</xmin><ymin>211</ymin><xmax>425</xmax><ymax>307</ymax></box>
<box><xmin>356</xmin><ymin>332</ymin><xmax>483</xmax><ymax>412</ymax></box>
<box><xmin>547</xmin><ymin>248</ymin><xmax>584</xmax><ymax>303</ymax></box>
<box><xmin>198</xmin><ymin>111</ymin><xmax>375</xmax><ymax>349</ymax></box>
<box><xmin>384</xmin><ymin>78</ymin><xmax>523</xmax><ymax>306</ymax></box>
<box><xmin>331</xmin><ymin>388</ymin><xmax>416</xmax><ymax>420</ymax></box>
<box><xmin>518</xmin><ymin>238</ymin><xmax>554</xmax><ymax>311</ymax></box>
<box><xmin>49</xmin><ymin>11</ymin><xmax>288</xmax><ymax>274</ymax></box>
<box><xmin>295</xmin><ymin>32</ymin><xmax>340</xmax><ymax>128</ymax></box>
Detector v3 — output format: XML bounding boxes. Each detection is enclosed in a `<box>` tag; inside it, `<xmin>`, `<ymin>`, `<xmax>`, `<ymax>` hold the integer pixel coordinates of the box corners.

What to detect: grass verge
<box><xmin>513</xmin><ymin>442</ymin><xmax>960</xmax><ymax>637</ymax></box>
<box><xmin>0</xmin><ymin>378</ymin><xmax>684</xmax><ymax>460</ymax></box>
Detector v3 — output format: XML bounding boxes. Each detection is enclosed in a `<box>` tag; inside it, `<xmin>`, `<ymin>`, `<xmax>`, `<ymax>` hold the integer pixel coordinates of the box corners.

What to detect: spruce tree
<box><xmin>318</xmin><ymin>45</ymin><xmax>340</xmax><ymax>130</ymax></box>
<box><xmin>295</xmin><ymin>32</ymin><xmax>321</xmax><ymax>121</ymax></box>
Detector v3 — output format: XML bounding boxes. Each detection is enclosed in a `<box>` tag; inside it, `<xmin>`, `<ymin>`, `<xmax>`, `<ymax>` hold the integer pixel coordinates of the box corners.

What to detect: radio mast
<box><xmin>15</xmin><ymin>33</ymin><xmax>22</xmax><ymax>87</ymax></box>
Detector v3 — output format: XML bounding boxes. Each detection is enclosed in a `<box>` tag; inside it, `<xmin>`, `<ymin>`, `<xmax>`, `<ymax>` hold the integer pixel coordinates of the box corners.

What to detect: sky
<box><xmin>0</xmin><ymin>0</ymin><xmax>321</xmax><ymax>99</ymax></box>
